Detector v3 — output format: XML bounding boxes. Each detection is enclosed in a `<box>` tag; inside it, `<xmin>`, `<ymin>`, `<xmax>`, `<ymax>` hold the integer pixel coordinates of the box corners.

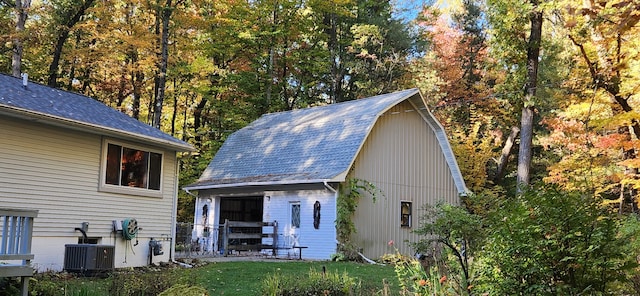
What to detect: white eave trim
<box><xmin>183</xmin><ymin>178</ymin><xmax>339</xmax><ymax>191</ymax></box>
<box><xmin>0</xmin><ymin>104</ymin><xmax>195</xmax><ymax>152</ymax></box>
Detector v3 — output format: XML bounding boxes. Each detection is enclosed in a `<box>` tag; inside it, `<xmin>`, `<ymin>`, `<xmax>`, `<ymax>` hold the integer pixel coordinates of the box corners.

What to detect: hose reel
<box><xmin>122</xmin><ymin>218</ymin><xmax>139</xmax><ymax>240</ymax></box>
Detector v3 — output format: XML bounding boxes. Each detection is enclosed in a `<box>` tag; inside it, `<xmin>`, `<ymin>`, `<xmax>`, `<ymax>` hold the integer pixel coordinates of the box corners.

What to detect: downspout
<box><xmin>184</xmin><ymin>188</ymin><xmax>199</xmax><ymax>226</ymax></box>
<box><xmin>324</xmin><ymin>181</ymin><xmax>340</xmax><ymax>251</ymax></box>
<box><xmin>184</xmin><ymin>188</ymin><xmax>199</xmax><ymax>249</ymax></box>
<box><xmin>170</xmin><ymin>156</ymin><xmax>180</xmax><ymax>263</ymax></box>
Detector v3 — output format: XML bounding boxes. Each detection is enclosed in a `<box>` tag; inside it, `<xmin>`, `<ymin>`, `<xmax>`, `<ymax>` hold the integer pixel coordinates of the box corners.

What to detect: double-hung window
<box><xmin>101</xmin><ymin>140</ymin><xmax>163</xmax><ymax>197</ymax></box>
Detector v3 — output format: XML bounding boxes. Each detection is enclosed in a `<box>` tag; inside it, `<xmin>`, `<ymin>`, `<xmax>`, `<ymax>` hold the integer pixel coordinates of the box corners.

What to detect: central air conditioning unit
<box><xmin>64</xmin><ymin>244</ymin><xmax>115</xmax><ymax>274</ymax></box>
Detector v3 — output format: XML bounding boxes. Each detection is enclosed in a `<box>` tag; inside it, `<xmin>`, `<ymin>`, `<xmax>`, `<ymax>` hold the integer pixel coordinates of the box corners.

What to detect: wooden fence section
<box><xmin>222</xmin><ymin>220</ymin><xmax>278</xmax><ymax>256</ymax></box>
<box><xmin>0</xmin><ymin>208</ymin><xmax>38</xmax><ymax>296</ymax></box>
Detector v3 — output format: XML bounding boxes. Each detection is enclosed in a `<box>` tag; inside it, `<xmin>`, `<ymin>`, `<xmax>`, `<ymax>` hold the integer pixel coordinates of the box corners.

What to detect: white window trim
<box><xmin>98</xmin><ymin>138</ymin><xmax>164</xmax><ymax>198</ymax></box>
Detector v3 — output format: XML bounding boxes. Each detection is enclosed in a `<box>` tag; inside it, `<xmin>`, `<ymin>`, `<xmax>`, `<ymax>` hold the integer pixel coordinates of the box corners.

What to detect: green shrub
<box><xmin>393</xmin><ymin>258</ymin><xmax>456</xmax><ymax>296</ymax></box>
<box><xmin>410</xmin><ymin>201</ymin><xmax>484</xmax><ymax>295</ymax></box>
<box><xmin>261</xmin><ymin>267</ymin><xmax>360</xmax><ymax>296</ymax></box>
<box><xmin>477</xmin><ymin>186</ymin><xmax>640</xmax><ymax>295</ymax></box>
<box><xmin>28</xmin><ymin>272</ymin><xmax>109</xmax><ymax>296</ymax></box>
<box><xmin>0</xmin><ymin>277</ymin><xmax>21</xmax><ymax>296</ymax></box>
<box><xmin>109</xmin><ymin>268</ymin><xmax>195</xmax><ymax>296</ymax></box>
<box><xmin>379</xmin><ymin>252</ymin><xmax>412</xmax><ymax>265</ymax></box>
<box><xmin>330</xmin><ymin>252</ymin><xmax>347</xmax><ymax>262</ymax></box>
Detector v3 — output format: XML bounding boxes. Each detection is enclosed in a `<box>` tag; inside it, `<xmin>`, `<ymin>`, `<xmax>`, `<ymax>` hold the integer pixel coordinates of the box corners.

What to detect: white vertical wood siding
<box><xmin>263</xmin><ymin>190</ymin><xmax>337</xmax><ymax>259</ymax></box>
<box><xmin>192</xmin><ymin>195</ymin><xmax>218</xmax><ymax>253</ymax></box>
<box><xmin>0</xmin><ymin>116</ymin><xmax>179</xmax><ymax>271</ymax></box>
<box><xmin>350</xmin><ymin>101</ymin><xmax>461</xmax><ymax>259</ymax></box>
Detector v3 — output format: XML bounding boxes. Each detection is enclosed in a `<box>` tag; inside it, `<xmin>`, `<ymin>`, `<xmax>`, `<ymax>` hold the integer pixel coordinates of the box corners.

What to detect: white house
<box><xmin>0</xmin><ymin>73</ymin><xmax>194</xmax><ymax>272</ymax></box>
<box><xmin>183</xmin><ymin>89</ymin><xmax>468</xmax><ymax>260</ymax></box>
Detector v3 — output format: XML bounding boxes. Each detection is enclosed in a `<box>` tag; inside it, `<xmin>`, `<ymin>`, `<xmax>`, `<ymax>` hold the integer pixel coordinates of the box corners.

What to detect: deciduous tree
<box><xmin>2</xmin><ymin>0</ymin><xmax>30</xmax><ymax>77</ymax></box>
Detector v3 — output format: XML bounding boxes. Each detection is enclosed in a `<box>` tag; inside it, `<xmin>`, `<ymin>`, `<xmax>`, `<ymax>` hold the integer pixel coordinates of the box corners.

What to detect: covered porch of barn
<box><xmin>182</xmin><ymin>183</ymin><xmax>337</xmax><ymax>260</ymax></box>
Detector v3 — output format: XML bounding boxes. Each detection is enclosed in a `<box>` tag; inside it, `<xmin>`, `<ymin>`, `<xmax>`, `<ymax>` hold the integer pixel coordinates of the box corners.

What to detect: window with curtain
<box><xmin>101</xmin><ymin>140</ymin><xmax>164</xmax><ymax>197</ymax></box>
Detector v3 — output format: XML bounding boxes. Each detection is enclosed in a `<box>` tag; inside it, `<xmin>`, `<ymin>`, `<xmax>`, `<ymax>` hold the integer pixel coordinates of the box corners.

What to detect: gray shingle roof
<box><xmin>0</xmin><ymin>73</ymin><xmax>193</xmax><ymax>151</ymax></box>
<box><xmin>186</xmin><ymin>89</ymin><xmax>468</xmax><ymax>195</ymax></box>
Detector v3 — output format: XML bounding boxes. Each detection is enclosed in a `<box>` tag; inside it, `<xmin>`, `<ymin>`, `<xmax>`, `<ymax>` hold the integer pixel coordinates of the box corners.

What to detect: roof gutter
<box><xmin>323</xmin><ymin>181</ymin><xmax>337</xmax><ymax>194</ymax></box>
<box><xmin>183</xmin><ymin>178</ymin><xmax>338</xmax><ymax>191</ymax></box>
<box><xmin>0</xmin><ymin>105</ymin><xmax>195</xmax><ymax>152</ymax></box>
<box><xmin>183</xmin><ymin>188</ymin><xmax>198</xmax><ymax>198</ymax></box>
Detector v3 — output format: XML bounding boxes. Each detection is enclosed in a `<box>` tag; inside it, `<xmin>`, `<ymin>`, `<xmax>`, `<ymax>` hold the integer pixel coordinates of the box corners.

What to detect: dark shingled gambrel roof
<box><xmin>0</xmin><ymin>73</ymin><xmax>193</xmax><ymax>151</ymax></box>
<box><xmin>185</xmin><ymin>89</ymin><xmax>467</xmax><ymax>195</ymax></box>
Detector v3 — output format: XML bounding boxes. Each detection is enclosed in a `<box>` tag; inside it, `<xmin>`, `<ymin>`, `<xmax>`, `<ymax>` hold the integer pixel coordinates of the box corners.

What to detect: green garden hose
<box><xmin>122</xmin><ymin>218</ymin><xmax>139</xmax><ymax>240</ymax></box>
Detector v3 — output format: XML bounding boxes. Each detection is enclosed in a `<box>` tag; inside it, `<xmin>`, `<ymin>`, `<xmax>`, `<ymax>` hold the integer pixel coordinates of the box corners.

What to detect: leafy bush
<box><xmin>477</xmin><ymin>186</ymin><xmax>640</xmax><ymax>295</ymax></box>
<box><xmin>410</xmin><ymin>201</ymin><xmax>484</xmax><ymax>295</ymax></box>
<box><xmin>379</xmin><ymin>252</ymin><xmax>412</xmax><ymax>265</ymax></box>
<box><xmin>261</xmin><ymin>267</ymin><xmax>360</xmax><ymax>296</ymax></box>
<box><xmin>393</xmin><ymin>258</ymin><xmax>454</xmax><ymax>296</ymax></box>
<box><xmin>618</xmin><ymin>214</ymin><xmax>640</xmax><ymax>293</ymax></box>
<box><xmin>401</xmin><ymin>188</ymin><xmax>640</xmax><ymax>295</ymax></box>
<box><xmin>330</xmin><ymin>252</ymin><xmax>347</xmax><ymax>262</ymax></box>
<box><xmin>109</xmin><ymin>268</ymin><xmax>196</xmax><ymax>296</ymax></box>
<box><xmin>0</xmin><ymin>277</ymin><xmax>21</xmax><ymax>296</ymax></box>
<box><xmin>28</xmin><ymin>272</ymin><xmax>109</xmax><ymax>296</ymax></box>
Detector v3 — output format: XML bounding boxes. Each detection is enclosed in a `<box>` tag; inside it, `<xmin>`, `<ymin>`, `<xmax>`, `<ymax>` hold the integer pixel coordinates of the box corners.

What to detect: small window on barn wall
<box><xmin>290</xmin><ymin>202</ymin><xmax>301</xmax><ymax>228</ymax></box>
<box><xmin>100</xmin><ymin>139</ymin><xmax>163</xmax><ymax>197</ymax></box>
<box><xmin>401</xmin><ymin>201</ymin><xmax>412</xmax><ymax>228</ymax></box>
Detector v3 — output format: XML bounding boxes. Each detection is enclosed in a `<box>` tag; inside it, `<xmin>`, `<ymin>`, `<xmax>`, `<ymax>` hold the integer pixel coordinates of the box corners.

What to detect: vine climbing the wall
<box><xmin>335</xmin><ymin>178</ymin><xmax>383</xmax><ymax>260</ymax></box>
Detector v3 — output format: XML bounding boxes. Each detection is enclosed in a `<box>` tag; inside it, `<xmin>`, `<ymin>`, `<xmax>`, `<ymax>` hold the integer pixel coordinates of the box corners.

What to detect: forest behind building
<box><xmin>4</xmin><ymin>0</ymin><xmax>640</xmax><ymax>293</ymax></box>
<box><xmin>2</xmin><ymin>0</ymin><xmax>640</xmax><ymax>217</ymax></box>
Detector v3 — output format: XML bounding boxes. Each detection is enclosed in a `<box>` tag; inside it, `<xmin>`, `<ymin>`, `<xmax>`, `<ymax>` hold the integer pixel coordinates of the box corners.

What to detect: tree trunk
<box><xmin>116</xmin><ymin>72</ymin><xmax>126</xmax><ymax>108</ymax></box>
<box><xmin>265</xmin><ymin>1</ymin><xmax>278</xmax><ymax>111</ymax></box>
<box><xmin>48</xmin><ymin>30</ymin><xmax>70</xmax><ymax>87</ymax></box>
<box><xmin>47</xmin><ymin>0</ymin><xmax>96</xmax><ymax>87</ymax></box>
<box><xmin>517</xmin><ymin>106</ymin><xmax>534</xmax><ymax>189</ymax></box>
<box><xmin>130</xmin><ymin>49</ymin><xmax>143</xmax><ymax>120</ymax></box>
<box><xmin>66</xmin><ymin>32</ymin><xmax>83</xmax><ymax>90</ymax></box>
<box><xmin>152</xmin><ymin>0</ymin><xmax>173</xmax><ymax>129</ymax></box>
<box><xmin>181</xmin><ymin>97</ymin><xmax>188</xmax><ymax>141</ymax></box>
<box><xmin>516</xmin><ymin>2</ymin><xmax>543</xmax><ymax>192</ymax></box>
<box><xmin>171</xmin><ymin>78</ymin><xmax>178</xmax><ymax>136</ymax></box>
<box><xmin>193</xmin><ymin>98</ymin><xmax>208</xmax><ymax>148</ymax></box>
<box><xmin>324</xmin><ymin>12</ymin><xmax>338</xmax><ymax>103</ymax></box>
<box><xmin>494</xmin><ymin>126</ymin><xmax>520</xmax><ymax>183</ymax></box>
<box><xmin>11</xmin><ymin>0</ymin><xmax>30</xmax><ymax>78</ymax></box>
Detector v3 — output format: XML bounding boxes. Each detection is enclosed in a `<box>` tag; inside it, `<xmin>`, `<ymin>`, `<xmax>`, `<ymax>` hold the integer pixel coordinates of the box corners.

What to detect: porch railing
<box><xmin>222</xmin><ymin>220</ymin><xmax>278</xmax><ymax>256</ymax></box>
<box><xmin>0</xmin><ymin>208</ymin><xmax>38</xmax><ymax>296</ymax></box>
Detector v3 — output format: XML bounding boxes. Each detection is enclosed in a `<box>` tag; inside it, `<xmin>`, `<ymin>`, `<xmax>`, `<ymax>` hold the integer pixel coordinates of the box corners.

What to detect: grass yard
<box><xmin>25</xmin><ymin>260</ymin><xmax>400</xmax><ymax>295</ymax></box>
<box><xmin>197</xmin><ymin>261</ymin><xmax>399</xmax><ymax>295</ymax></box>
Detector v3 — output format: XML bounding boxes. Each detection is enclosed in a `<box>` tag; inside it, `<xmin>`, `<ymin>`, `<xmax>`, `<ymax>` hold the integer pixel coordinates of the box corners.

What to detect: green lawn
<box><xmin>27</xmin><ymin>260</ymin><xmax>400</xmax><ymax>295</ymax></box>
<box><xmin>196</xmin><ymin>261</ymin><xmax>399</xmax><ymax>295</ymax></box>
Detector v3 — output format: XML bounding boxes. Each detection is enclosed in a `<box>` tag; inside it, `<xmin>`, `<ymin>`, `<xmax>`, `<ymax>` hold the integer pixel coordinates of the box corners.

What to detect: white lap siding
<box><xmin>263</xmin><ymin>190</ymin><xmax>337</xmax><ymax>260</ymax></box>
<box><xmin>0</xmin><ymin>116</ymin><xmax>179</xmax><ymax>271</ymax></box>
